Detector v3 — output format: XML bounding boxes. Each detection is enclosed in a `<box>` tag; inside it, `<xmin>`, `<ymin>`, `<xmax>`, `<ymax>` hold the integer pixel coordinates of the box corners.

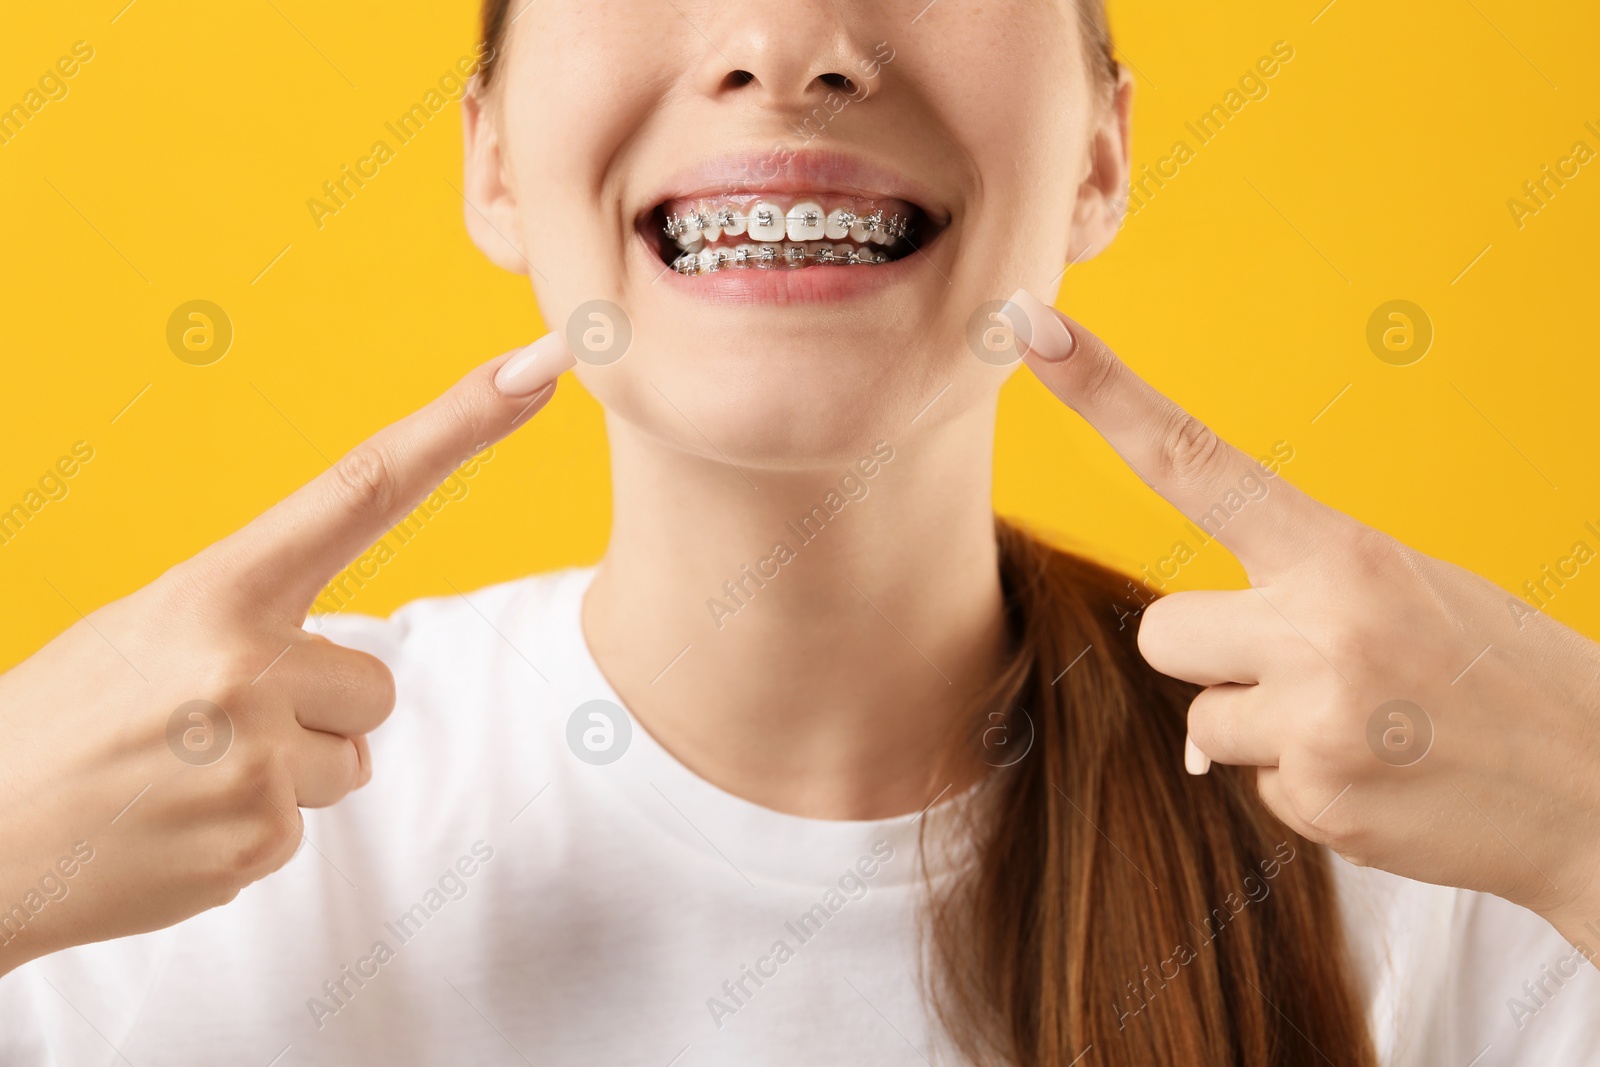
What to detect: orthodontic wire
<box><xmin>663</xmin><ymin>206</ymin><xmax>910</xmax><ymax>241</ymax></box>
<box><xmin>669</xmin><ymin>243</ymin><xmax>894</xmax><ymax>274</ymax></box>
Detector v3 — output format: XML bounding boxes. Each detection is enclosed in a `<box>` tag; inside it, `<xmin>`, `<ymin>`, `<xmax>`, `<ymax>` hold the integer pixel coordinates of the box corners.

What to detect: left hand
<box><xmin>1006</xmin><ymin>288</ymin><xmax>1600</xmax><ymax>946</ymax></box>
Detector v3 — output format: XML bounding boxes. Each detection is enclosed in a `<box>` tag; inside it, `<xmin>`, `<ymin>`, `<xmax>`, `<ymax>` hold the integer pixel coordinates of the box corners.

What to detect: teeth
<box><xmin>747</xmin><ymin>200</ymin><xmax>786</xmax><ymax>242</ymax></box>
<box><xmin>787</xmin><ymin>200</ymin><xmax>825</xmax><ymax>242</ymax></box>
<box><xmin>670</xmin><ymin>240</ymin><xmax>889</xmax><ymax>275</ymax></box>
<box><xmin>867</xmin><ymin>211</ymin><xmax>890</xmax><ymax>245</ymax></box>
<box><xmin>660</xmin><ymin>196</ymin><xmax>916</xmax><ymax>277</ymax></box>
<box><xmin>849</xmin><ymin>209</ymin><xmax>886</xmax><ymax>244</ymax></box>
<box><xmin>825</xmin><ymin>208</ymin><xmax>855</xmax><ymax>241</ymax></box>
<box><xmin>665</xmin><ymin>200</ymin><xmax>911</xmax><ymax>250</ymax></box>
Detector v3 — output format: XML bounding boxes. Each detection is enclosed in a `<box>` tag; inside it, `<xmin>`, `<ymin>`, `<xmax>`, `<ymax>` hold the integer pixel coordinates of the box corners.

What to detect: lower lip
<box><xmin>636</xmin><ymin>234</ymin><xmax>941</xmax><ymax>307</ymax></box>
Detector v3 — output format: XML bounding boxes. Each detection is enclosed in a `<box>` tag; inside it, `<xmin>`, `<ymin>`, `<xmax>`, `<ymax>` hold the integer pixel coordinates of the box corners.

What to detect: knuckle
<box><xmin>147</xmin><ymin>556</ymin><xmax>246</xmax><ymax>633</ymax></box>
<box><xmin>1300</xmin><ymin>698</ymin><xmax>1354</xmax><ymax>749</ymax></box>
<box><xmin>352</xmin><ymin>653</ymin><xmax>398</xmax><ymax>718</ymax></box>
<box><xmin>440</xmin><ymin>390</ymin><xmax>486</xmax><ymax>457</ymax></box>
<box><xmin>1317</xmin><ymin>620</ymin><xmax>1377</xmax><ymax>679</ymax></box>
<box><xmin>1187</xmin><ymin>686</ymin><xmax>1249</xmax><ymax>761</ymax></box>
<box><xmin>227</xmin><ymin>809</ymin><xmax>299</xmax><ymax>879</ymax></box>
<box><xmin>202</xmin><ymin>800</ymin><xmax>297</xmax><ymax>895</ymax></box>
<box><xmin>1254</xmin><ymin>772</ymin><xmax>1300</xmax><ymax>830</ymax></box>
<box><xmin>1292</xmin><ymin>819</ymin><xmax>1336</xmax><ymax>851</ymax></box>
<box><xmin>331</xmin><ymin>739</ymin><xmax>363</xmax><ymax>795</ymax></box>
<box><xmin>1295</xmin><ymin>701</ymin><xmax>1364</xmax><ymax>768</ymax></box>
<box><xmin>213</xmin><ymin>744</ymin><xmax>282</xmax><ymax>806</ymax></box>
<box><xmin>1333</xmin><ymin>844</ymin><xmax>1375</xmax><ymax>869</ymax></box>
<box><xmin>1158</xmin><ymin>411</ymin><xmax>1227</xmax><ymax>487</ymax></box>
<box><xmin>198</xmin><ymin>643</ymin><xmax>263</xmax><ymax>698</ymax></box>
<box><xmin>1267</xmin><ymin>759</ymin><xmax>1368</xmax><ymax>856</ymax></box>
<box><xmin>370</xmin><ymin>663</ymin><xmax>398</xmax><ymax>722</ymax></box>
<box><xmin>344</xmin><ymin>741</ymin><xmax>365</xmax><ymax>793</ymax></box>
<box><xmin>201</xmin><ymin>881</ymin><xmax>245</xmax><ymax>911</ymax></box>
<box><xmin>1268</xmin><ymin>774</ymin><xmax>1331</xmax><ymax>841</ymax></box>
<box><xmin>324</xmin><ymin>651</ymin><xmax>398</xmax><ymax>730</ymax></box>
<box><xmin>1318</xmin><ymin>818</ymin><xmax>1368</xmax><ymax>858</ymax></box>
<box><xmin>330</xmin><ymin>445</ymin><xmax>399</xmax><ymax>521</ymax></box>
<box><xmin>1343</xmin><ymin>524</ymin><xmax>1403</xmax><ymax>581</ymax></box>
<box><xmin>1185</xmin><ymin>689</ymin><xmax>1220</xmax><ymax>747</ymax></box>
<box><xmin>1134</xmin><ymin>596</ymin><xmax>1175</xmax><ymax>662</ymax></box>
<box><xmin>1073</xmin><ymin>339</ymin><xmax>1123</xmax><ymax>410</ymax></box>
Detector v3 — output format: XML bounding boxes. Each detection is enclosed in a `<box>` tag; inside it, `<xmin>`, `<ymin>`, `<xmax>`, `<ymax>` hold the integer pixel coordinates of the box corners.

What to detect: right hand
<box><xmin>0</xmin><ymin>335</ymin><xmax>574</xmax><ymax>976</ymax></box>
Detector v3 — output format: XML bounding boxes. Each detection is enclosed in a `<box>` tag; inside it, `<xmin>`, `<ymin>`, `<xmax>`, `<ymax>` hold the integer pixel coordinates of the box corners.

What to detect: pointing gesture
<box><xmin>0</xmin><ymin>336</ymin><xmax>574</xmax><ymax>977</ymax></box>
<box><xmin>1007</xmin><ymin>288</ymin><xmax>1600</xmax><ymax>953</ymax></box>
<box><xmin>204</xmin><ymin>335</ymin><xmax>572</xmax><ymax>620</ymax></box>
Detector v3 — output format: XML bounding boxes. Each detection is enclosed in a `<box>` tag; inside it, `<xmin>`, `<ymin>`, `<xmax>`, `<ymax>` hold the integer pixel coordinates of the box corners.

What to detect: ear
<box><xmin>461</xmin><ymin>84</ymin><xmax>531</xmax><ymax>275</ymax></box>
<box><xmin>1065</xmin><ymin>65</ymin><xmax>1133</xmax><ymax>265</ymax></box>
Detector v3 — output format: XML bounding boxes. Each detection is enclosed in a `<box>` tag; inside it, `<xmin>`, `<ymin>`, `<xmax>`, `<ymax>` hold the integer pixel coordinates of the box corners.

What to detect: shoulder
<box><xmin>1330</xmin><ymin>852</ymin><xmax>1600</xmax><ymax>1065</ymax></box>
<box><xmin>300</xmin><ymin>565</ymin><xmax>597</xmax><ymax>791</ymax></box>
<box><xmin>305</xmin><ymin>565</ymin><xmax>592</xmax><ymax>672</ymax></box>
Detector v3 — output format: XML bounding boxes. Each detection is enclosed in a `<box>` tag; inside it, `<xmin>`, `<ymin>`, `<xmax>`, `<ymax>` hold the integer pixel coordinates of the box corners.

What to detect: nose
<box><xmin>693</xmin><ymin>3</ymin><xmax>879</xmax><ymax>110</ymax></box>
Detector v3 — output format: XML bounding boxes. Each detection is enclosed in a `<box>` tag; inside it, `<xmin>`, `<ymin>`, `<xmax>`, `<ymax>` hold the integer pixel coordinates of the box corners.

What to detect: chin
<box><xmin>581</xmin><ymin>332</ymin><xmax>943</xmax><ymax>471</ymax></box>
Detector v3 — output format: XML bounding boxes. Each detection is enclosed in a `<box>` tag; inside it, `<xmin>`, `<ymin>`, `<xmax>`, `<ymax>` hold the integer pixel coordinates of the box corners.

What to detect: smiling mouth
<box><xmin>646</xmin><ymin>193</ymin><xmax>936</xmax><ymax>275</ymax></box>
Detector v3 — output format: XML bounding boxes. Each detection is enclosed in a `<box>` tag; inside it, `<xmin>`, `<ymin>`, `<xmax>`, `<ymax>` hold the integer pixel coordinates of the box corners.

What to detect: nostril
<box><xmin>722</xmin><ymin>70</ymin><xmax>757</xmax><ymax>89</ymax></box>
<box><xmin>818</xmin><ymin>72</ymin><xmax>856</xmax><ymax>94</ymax></box>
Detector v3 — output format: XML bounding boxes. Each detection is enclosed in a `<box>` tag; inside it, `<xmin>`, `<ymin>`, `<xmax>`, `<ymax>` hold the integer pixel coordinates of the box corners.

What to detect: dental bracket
<box><xmin>664</xmin><ymin>207</ymin><xmax>909</xmax><ymax>241</ymax></box>
<box><xmin>670</xmin><ymin>243</ymin><xmax>889</xmax><ymax>275</ymax></box>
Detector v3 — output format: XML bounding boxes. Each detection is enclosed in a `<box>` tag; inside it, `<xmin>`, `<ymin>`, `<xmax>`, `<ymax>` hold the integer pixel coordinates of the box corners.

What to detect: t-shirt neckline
<box><xmin>518</xmin><ymin>566</ymin><xmax>970</xmax><ymax>889</ymax></box>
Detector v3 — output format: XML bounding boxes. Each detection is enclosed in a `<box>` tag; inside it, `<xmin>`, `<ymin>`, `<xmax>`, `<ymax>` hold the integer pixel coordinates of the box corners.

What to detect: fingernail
<box><xmin>1003</xmin><ymin>288</ymin><xmax>1075</xmax><ymax>363</ymax></box>
<box><xmin>1184</xmin><ymin>734</ymin><xmax>1212</xmax><ymax>776</ymax></box>
<box><xmin>495</xmin><ymin>333</ymin><xmax>577</xmax><ymax>397</ymax></box>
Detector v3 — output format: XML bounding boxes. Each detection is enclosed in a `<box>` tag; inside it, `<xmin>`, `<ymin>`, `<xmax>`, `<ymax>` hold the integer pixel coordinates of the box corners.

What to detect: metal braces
<box><xmin>664</xmin><ymin>207</ymin><xmax>909</xmax><ymax>242</ymax></box>
<box><xmin>671</xmin><ymin>243</ymin><xmax>892</xmax><ymax>275</ymax></box>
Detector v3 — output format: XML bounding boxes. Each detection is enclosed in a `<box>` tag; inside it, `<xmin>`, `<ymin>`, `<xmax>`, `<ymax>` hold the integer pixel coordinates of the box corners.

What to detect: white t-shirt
<box><xmin>1</xmin><ymin>567</ymin><xmax>1595</xmax><ymax>1066</ymax></box>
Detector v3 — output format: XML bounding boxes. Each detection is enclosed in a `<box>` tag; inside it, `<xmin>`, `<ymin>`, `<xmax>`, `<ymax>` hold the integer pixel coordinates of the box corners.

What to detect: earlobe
<box><xmin>461</xmin><ymin>88</ymin><xmax>531</xmax><ymax>275</ymax></box>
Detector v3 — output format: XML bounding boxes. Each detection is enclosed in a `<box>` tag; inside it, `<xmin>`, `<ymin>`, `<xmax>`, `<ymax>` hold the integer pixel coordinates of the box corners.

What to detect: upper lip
<box><xmin>638</xmin><ymin>147</ymin><xmax>948</xmax><ymax>224</ymax></box>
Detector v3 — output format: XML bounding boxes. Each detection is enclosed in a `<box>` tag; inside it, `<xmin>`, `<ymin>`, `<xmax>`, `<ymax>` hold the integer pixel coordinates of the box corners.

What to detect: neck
<box><xmin>583</xmin><ymin>399</ymin><xmax>1010</xmax><ymax>820</ymax></box>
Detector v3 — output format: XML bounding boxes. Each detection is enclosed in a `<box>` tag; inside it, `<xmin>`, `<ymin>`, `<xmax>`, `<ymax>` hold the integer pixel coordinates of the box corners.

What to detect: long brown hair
<box><xmin>932</xmin><ymin>518</ymin><xmax>1375</xmax><ymax>1064</ymax></box>
<box><xmin>474</xmin><ymin>3</ymin><xmax>1376</xmax><ymax>1062</ymax></box>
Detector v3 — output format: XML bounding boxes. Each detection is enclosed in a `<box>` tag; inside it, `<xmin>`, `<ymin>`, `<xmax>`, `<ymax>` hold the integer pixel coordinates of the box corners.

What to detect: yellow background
<box><xmin>3</xmin><ymin>0</ymin><xmax>1597</xmax><ymax>669</ymax></box>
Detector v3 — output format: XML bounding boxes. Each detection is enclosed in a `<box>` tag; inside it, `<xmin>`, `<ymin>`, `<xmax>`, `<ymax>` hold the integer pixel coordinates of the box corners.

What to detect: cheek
<box><xmin>499</xmin><ymin>17</ymin><xmax>665</xmax><ymax>306</ymax></box>
<box><xmin>911</xmin><ymin>22</ymin><xmax>1094</xmax><ymax>281</ymax></box>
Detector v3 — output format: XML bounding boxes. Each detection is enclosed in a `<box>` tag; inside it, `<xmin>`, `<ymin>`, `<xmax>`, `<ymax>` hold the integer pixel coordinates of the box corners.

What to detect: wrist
<box><xmin>0</xmin><ymin>831</ymin><xmax>99</xmax><ymax>977</ymax></box>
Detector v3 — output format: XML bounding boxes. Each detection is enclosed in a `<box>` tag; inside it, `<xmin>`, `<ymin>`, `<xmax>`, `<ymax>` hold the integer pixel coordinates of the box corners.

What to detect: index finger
<box><xmin>1003</xmin><ymin>288</ymin><xmax>1329</xmax><ymax>578</ymax></box>
<box><xmin>205</xmin><ymin>334</ymin><xmax>576</xmax><ymax>618</ymax></box>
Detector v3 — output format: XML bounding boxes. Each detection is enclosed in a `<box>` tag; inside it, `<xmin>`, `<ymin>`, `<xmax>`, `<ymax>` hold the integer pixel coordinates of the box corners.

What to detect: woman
<box><xmin>2</xmin><ymin>1</ymin><xmax>1598</xmax><ymax>1063</ymax></box>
